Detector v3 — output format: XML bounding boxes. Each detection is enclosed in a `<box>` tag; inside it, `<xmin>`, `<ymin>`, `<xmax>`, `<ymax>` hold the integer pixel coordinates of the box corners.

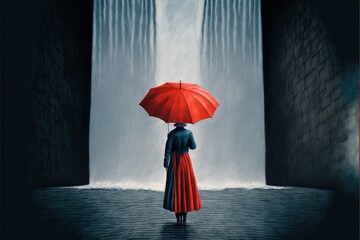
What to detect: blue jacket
<box><xmin>163</xmin><ymin>127</ymin><xmax>197</xmax><ymax>168</ymax></box>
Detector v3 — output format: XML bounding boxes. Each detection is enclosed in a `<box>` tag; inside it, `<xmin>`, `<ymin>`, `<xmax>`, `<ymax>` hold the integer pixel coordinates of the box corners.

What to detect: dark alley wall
<box><xmin>26</xmin><ymin>0</ymin><xmax>93</xmax><ymax>187</ymax></box>
<box><xmin>1</xmin><ymin>0</ymin><xmax>92</xmax><ymax>238</ymax></box>
<box><xmin>262</xmin><ymin>0</ymin><xmax>359</xmax><ymax>190</ymax></box>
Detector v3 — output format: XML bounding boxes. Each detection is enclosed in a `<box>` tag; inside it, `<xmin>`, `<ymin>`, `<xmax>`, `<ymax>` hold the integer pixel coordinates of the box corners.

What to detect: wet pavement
<box><xmin>30</xmin><ymin>187</ymin><xmax>358</xmax><ymax>239</ymax></box>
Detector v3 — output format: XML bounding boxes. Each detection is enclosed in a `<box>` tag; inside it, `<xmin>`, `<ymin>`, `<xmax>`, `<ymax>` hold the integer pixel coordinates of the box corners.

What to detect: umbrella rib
<box><xmin>181</xmin><ymin>90</ymin><xmax>193</xmax><ymax>123</ymax></box>
<box><xmin>149</xmin><ymin>90</ymin><xmax>175</xmax><ymax>104</ymax></box>
<box><xmin>188</xmin><ymin>88</ymin><xmax>218</xmax><ymax>106</ymax></box>
<box><xmin>141</xmin><ymin>88</ymin><xmax>175</xmax><ymax>103</ymax></box>
<box><xmin>185</xmin><ymin>89</ymin><xmax>218</xmax><ymax>115</ymax></box>
<box><xmin>186</xmin><ymin>88</ymin><xmax>219</xmax><ymax>109</ymax></box>
<box><xmin>167</xmin><ymin>93</ymin><xmax>181</xmax><ymax>123</ymax></box>
<box><xmin>145</xmin><ymin>91</ymin><xmax>175</xmax><ymax>116</ymax></box>
<box><xmin>188</xmin><ymin>91</ymin><xmax>214</xmax><ymax>117</ymax></box>
<box><xmin>156</xmin><ymin>91</ymin><xmax>179</xmax><ymax>122</ymax></box>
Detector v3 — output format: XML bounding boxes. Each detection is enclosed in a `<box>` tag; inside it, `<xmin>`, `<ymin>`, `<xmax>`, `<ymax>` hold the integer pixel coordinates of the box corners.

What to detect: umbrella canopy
<box><xmin>139</xmin><ymin>82</ymin><xmax>219</xmax><ymax>124</ymax></box>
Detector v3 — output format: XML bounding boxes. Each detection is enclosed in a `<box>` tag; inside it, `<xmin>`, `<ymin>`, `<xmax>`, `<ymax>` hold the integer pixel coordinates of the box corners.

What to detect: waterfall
<box><xmin>221</xmin><ymin>0</ymin><xmax>225</xmax><ymax>71</ymax></box>
<box><xmin>108</xmin><ymin>0</ymin><xmax>112</xmax><ymax>61</ymax></box>
<box><xmin>90</xmin><ymin>0</ymin><xmax>159</xmax><ymax>187</ymax></box>
<box><xmin>114</xmin><ymin>0</ymin><xmax>118</xmax><ymax>60</ymax></box>
<box><xmin>242</xmin><ymin>0</ymin><xmax>246</xmax><ymax>59</ymax></box>
<box><xmin>155</xmin><ymin>0</ymin><xmax>204</xmax><ymax>85</ymax></box>
<box><xmin>90</xmin><ymin>0</ymin><xmax>265</xmax><ymax>190</ymax></box>
<box><xmin>199</xmin><ymin>0</ymin><xmax>265</xmax><ymax>187</ymax></box>
<box><xmin>233</xmin><ymin>0</ymin><xmax>237</xmax><ymax>51</ymax></box>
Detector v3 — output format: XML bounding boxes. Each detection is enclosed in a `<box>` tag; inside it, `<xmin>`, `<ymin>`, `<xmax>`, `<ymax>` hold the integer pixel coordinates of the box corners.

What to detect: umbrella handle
<box><xmin>168</xmin><ymin>123</ymin><xmax>169</xmax><ymax>133</ymax></box>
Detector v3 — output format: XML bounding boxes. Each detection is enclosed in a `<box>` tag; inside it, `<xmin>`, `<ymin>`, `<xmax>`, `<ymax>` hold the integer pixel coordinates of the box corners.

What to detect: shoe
<box><xmin>176</xmin><ymin>213</ymin><xmax>182</xmax><ymax>225</ymax></box>
<box><xmin>182</xmin><ymin>213</ymin><xmax>187</xmax><ymax>225</ymax></box>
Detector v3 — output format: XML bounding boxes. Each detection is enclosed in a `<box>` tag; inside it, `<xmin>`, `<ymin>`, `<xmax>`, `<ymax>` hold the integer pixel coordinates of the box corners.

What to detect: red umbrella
<box><xmin>139</xmin><ymin>81</ymin><xmax>219</xmax><ymax>124</ymax></box>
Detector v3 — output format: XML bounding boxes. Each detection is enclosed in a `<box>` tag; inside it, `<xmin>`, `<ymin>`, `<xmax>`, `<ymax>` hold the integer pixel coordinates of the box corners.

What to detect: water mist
<box><xmin>90</xmin><ymin>0</ymin><xmax>265</xmax><ymax>190</ymax></box>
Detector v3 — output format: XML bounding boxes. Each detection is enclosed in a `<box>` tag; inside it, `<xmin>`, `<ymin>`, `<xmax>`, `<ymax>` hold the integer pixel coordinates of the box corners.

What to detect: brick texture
<box><xmin>26</xmin><ymin>0</ymin><xmax>93</xmax><ymax>186</ymax></box>
<box><xmin>262</xmin><ymin>0</ymin><xmax>358</xmax><ymax>189</ymax></box>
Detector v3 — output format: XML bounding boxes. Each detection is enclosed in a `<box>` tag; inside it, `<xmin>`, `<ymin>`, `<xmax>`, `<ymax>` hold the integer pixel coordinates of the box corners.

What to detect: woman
<box><xmin>163</xmin><ymin>123</ymin><xmax>202</xmax><ymax>225</ymax></box>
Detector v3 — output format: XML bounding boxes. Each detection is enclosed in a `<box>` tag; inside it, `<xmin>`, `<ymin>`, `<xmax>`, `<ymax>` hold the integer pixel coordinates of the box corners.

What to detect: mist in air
<box><xmin>90</xmin><ymin>0</ymin><xmax>265</xmax><ymax>190</ymax></box>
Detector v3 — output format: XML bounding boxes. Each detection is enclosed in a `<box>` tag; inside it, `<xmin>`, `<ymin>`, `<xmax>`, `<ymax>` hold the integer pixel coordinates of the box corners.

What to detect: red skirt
<box><xmin>173</xmin><ymin>153</ymin><xmax>202</xmax><ymax>213</ymax></box>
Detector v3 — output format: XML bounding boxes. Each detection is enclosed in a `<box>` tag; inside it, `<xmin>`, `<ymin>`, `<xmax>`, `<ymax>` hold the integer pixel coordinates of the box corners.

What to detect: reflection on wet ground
<box><xmin>30</xmin><ymin>187</ymin><xmax>358</xmax><ymax>239</ymax></box>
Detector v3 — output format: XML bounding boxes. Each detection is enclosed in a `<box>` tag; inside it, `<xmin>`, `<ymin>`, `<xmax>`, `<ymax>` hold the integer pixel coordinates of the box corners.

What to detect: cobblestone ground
<box><xmin>30</xmin><ymin>187</ymin><xmax>356</xmax><ymax>239</ymax></box>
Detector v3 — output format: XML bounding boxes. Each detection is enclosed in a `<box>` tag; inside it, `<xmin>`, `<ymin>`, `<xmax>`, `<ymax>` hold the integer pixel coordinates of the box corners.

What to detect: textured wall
<box><xmin>2</xmin><ymin>0</ymin><xmax>93</xmax><ymax>238</ymax></box>
<box><xmin>262</xmin><ymin>0</ymin><xmax>358</xmax><ymax>190</ymax></box>
<box><xmin>26</xmin><ymin>0</ymin><xmax>93</xmax><ymax>186</ymax></box>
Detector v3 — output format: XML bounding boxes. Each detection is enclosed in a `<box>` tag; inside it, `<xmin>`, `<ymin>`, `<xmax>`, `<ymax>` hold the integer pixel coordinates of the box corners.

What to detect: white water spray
<box><xmin>198</xmin><ymin>0</ymin><xmax>265</xmax><ymax>185</ymax></box>
<box><xmin>155</xmin><ymin>0</ymin><xmax>204</xmax><ymax>85</ymax></box>
<box><xmin>91</xmin><ymin>0</ymin><xmax>265</xmax><ymax>190</ymax></box>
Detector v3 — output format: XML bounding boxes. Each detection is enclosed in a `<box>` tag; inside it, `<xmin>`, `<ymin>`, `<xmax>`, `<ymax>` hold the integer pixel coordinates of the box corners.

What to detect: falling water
<box><xmin>90</xmin><ymin>0</ymin><xmax>265</xmax><ymax>190</ymax></box>
<box><xmin>198</xmin><ymin>0</ymin><xmax>265</xmax><ymax>187</ymax></box>
<box><xmin>90</xmin><ymin>0</ymin><xmax>160</xmax><ymax>188</ymax></box>
<box><xmin>155</xmin><ymin>0</ymin><xmax>204</xmax><ymax>85</ymax></box>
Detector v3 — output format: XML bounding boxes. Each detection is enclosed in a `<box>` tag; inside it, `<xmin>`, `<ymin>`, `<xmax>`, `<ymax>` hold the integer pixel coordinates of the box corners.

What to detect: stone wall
<box><xmin>2</xmin><ymin>0</ymin><xmax>92</xmax><ymax>237</ymax></box>
<box><xmin>25</xmin><ymin>0</ymin><xmax>93</xmax><ymax>186</ymax></box>
<box><xmin>262</xmin><ymin>0</ymin><xmax>358</xmax><ymax>190</ymax></box>
<box><xmin>2</xmin><ymin>1</ymin><xmax>92</xmax><ymax>237</ymax></box>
